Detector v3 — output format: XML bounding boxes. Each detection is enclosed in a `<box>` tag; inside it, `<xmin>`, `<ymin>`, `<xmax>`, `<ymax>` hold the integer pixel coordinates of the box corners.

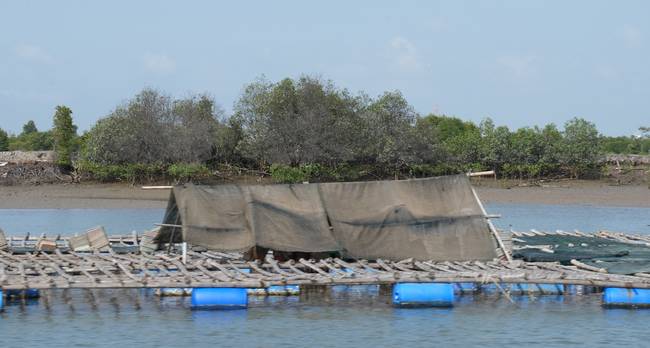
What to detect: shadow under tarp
<box><xmin>157</xmin><ymin>174</ymin><xmax>497</xmax><ymax>262</ymax></box>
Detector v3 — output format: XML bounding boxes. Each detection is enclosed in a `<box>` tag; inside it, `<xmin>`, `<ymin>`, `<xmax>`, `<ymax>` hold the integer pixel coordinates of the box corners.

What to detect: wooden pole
<box><xmin>131</xmin><ymin>230</ymin><xmax>139</xmax><ymax>246</ymax></box>
<box><xmin>182</xmin><ymin>242</ymin><xmax>187</xmax><ymax>265</ymax></box>
<box><xmin>469</xmin><ymin>171</ymin><xmax>495</xmax><ymax>177</ymax></box>
<box><xmin>154</xmin><ymin>223</ymin><xmax>182</xmax><ymax>228</ymax></box>
<box><xmin>166</xmin><ymin>214</ymin><xmax>181</xmax><ymax>254</ymax></box>
<box><xmin>468</xmin><ymin>173</ymin><xmax>512</xmax><ymax>261</ymax></box>
<box><xmin>142</xmin><ymin>186</ymin><xmax>173</xmax><ymax>190</ymax></box>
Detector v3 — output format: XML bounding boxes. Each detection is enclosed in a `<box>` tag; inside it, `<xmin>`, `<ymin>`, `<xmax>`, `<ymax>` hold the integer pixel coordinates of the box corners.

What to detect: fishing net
<box><xmin>512</xmin><ymin>230</ymin><xmax>650</xmax><ymax>275</ymax></box>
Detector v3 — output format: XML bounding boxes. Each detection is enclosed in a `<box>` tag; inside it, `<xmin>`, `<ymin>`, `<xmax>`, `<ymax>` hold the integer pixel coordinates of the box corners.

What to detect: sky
<box><xmin>1</xmin><ymin>1</ymin><xmax>649</xmax><ymax>137</ymax></box>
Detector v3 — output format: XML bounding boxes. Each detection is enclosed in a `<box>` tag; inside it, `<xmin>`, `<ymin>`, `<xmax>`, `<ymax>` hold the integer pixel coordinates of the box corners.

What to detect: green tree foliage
<box><xmin>365</xmin><ymin>90</ymin><xmax>424</xmax><ymax>164</ymax></box>
<box><xmin>560</xmin><ymin>117</ymin><xmax>604</xmax><ymax>165</ymax></box>
<box><xmin>235</xmin><ymin>74</ymin><xmax>368</xmax><ymax>165</ymax></box>
<box><xmin>419</xmin><ymin>114</ymin><xmax>475</xmax><ymax>143</ymax></box>
<box><xmin>77</xmin><ymin>74</ymin><xmax>610</xmax><ymax>183</ymax></box>
<box><xmin>536</xmin><ymin>124</ymin><xmax>563</xmax><ymax>163</ymax></box>
<box><xmin>169</xmin><ymin>92</ymin><xmax>221</xmax><ymax>164</ymax></box>
<box><xmin>7</xmin><ymin>134</ymin><xmax>24</xmax><ymax>151</ymax></box>
<box><xmin>232</xmin><ymin>75</ymin><xmax>274</xmax><ymax>162</ymax></box>
<box><xmin>0</xmin><ymin>127</ymin><xmax>8</xmax><ymax>151</ymax></box>
<box><xmin>604</xmin><ymin>135</ymin><xmax>650</xmax><ymax>155</ymax></box>
<box><xmin>8</xmin><ymin>120</ymin><xmax>54</xmax><ymax>151</ymax></box>
<box><xmin>233</xmin><ymin>74</ymin><xmax>434</xmax><ymax>166</ymax></box>
<box><xmin>27</xmin><ymin>130</ymin><xmax>54</xmax><ymax>151</ymax></box>
<box><xmin>213</xmin><ymin>115</ymin><xmax>245</xmax><ymax>164</ymax></box>
<box><xmin>416</xmin><ymin>114</ymin><xmax>480</xmax><ymax>164</ymax></box>
<box><xmin>559</xmin><ymin>117</ymin><xmax>604</xmax><ymax>178</ymax></box>
<box><xmin>9</xmin><ymin>120</ymin><xmax>39</xmax><ymax>151</ymax></box>
<box><xmin>478</xmin><ymin>118</ymin><xmax>511</xmax><ymax>167</ymax></box>
<box><xmin>23</xmin><ymin>120</ymin><xmax>38</xmax><ymax>135</ymax></box>
<box><xmin>410</xmin><ymin>115</ymin><xmax>572</xmax><ymax>179</ymax></box>
<box><xmin>52</xmin><ymin>105</ymin><xmax>77</xmax><ymax>165</ymax></box>
<box><xmin>81</xmin><ymin>87</ymin><xmax>223</xmax><ymax>165</ymax></box>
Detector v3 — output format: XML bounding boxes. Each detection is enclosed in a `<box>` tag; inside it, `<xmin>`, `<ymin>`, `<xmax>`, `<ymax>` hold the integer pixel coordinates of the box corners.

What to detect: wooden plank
<box><xmin>469</xmin><ymin>171</ymin><xmax>495</xmax><ymax>177</ymax></box>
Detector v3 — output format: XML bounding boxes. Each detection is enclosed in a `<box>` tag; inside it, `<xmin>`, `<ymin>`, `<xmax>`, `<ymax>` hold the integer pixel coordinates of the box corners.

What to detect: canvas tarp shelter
<box><xmin>157</xmin><ymin>174</ymin><xmax>497</xmax><ymax>261</ymax></box>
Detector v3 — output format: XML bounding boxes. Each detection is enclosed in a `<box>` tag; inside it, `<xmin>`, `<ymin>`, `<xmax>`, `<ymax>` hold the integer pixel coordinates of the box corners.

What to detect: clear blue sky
<box><xmin>1</xmin><ymin>1</ymin><xmax>648</xmax><ymax>137</ymax></box>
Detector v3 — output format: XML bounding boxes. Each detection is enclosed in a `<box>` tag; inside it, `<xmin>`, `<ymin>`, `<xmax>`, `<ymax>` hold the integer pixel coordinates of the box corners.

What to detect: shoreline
<box><xmin>0</xmin><ymin>180</ymin><xmax>647</xmax><ymax>209</ymax></box>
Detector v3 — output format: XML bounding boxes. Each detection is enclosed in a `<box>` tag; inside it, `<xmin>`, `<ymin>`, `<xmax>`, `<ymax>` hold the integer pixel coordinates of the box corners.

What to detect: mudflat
<box><xmin>475</xmin><ymin>181</ymin><xmax>649</xmax><ymax>208</ymax></box>
<box><xmin>0</xmin><ymin>184</ymin><xmax>170</xmax><ymax>209</ymax></box>
<box><xmin>0</xmin><ymin>180</ymin><xmax>647</xmax><ymax>209</ymax></box>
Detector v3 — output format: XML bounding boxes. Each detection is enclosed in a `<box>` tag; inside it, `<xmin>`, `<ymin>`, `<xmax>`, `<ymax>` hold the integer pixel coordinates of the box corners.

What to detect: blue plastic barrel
<box><xmin>480</xmin><ymin>283</ymin><xmax>505</xmax><ymax>294</ymax></box>
<box><xmin>393</xmin><ymin>283</ymin><xmax>454</xmax><ymax>307</ymax></box>
<box><xmin>603</xmin><ymin>287</ymin><xmax>650</xmax><ymax>308</ymax></box>
<box><xmin>453</xmin><ymin>283</ymin><xmax>478</xmax><ymax>293</ymax></box>
<box><xmin>535</xmin><ymin>284</ymin><xmax>563</xmax><ymax>294</ymax></box>
<box><xmin>0</xmin><ymin>290</ymin><xmax>3</xmax><ymax>311</ymax></box>
<box><xmin>191</xmin><ymin>288</ymin><xmax>248</xmax><ymax>310</ymax></box>
<box><xmin>4</xmin><ymin>289</ymin><xmax>39</xmax><ymax>298</ymax></box>
<box><xmin>480</xmin><ymin>283</ymin><xmax>563</xmax><ymax>295</ymax></box>
<box><xmin>509</xmin><ymin>283</ymin><xmax>563</xmax><ymax>295</ymax></box>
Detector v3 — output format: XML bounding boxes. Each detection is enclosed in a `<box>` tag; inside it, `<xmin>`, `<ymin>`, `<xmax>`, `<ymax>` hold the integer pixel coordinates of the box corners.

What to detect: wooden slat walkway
<box><xmin>1</xmin><ymin>248</ymin><xmax>650</xmax><ymax>291</ymax></box>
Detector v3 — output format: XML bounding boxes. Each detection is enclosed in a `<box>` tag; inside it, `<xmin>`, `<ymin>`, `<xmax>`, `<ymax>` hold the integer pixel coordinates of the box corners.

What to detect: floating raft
<box><xmin>2</xmin><ymin>248</ymin><xmax>650</xmax><ymax>291</ymax></box>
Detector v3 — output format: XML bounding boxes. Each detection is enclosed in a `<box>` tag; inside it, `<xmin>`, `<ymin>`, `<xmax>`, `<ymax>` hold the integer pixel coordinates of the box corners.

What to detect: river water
<box><xmin>1</xmin><ymin>288</ymin><xmax>649</xmax><ymax>347</ymax></box>
<box><xmin>1</xmin><ymin>204</ymin><xmax>649</xmax><ymax>237</ymax></box>
<box><xmin>2</xmin><ymin>205</ymin><xmax>650</xmax><ymax>347</ymax></box>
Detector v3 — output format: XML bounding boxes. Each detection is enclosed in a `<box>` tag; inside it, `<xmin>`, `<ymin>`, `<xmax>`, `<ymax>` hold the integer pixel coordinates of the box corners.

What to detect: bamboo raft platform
<box><xmin>1</xmin><ymin>231</ymin><xmax>143</xmax><ymax>249</ymax></box>
<box><xmin>4</xmin><ymin>224</ymin><xmax>650</xmax><ymax>292</ymax></box>
<box><xmin>511</xmin><ymin>228</ymin><xmax>650</xmax><ymax>245</ymax></box>
<box><xmin>2</xmin><ymin>246</ymin><xmax>650</xmax><ymax>291</ymax></box>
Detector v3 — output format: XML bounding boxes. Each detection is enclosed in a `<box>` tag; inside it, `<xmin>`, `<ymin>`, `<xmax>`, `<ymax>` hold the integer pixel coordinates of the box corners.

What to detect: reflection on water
<box><xmin>3</xmin><ymin>288</ymin><xmax>650</xmax><ymax>347</ymax></box>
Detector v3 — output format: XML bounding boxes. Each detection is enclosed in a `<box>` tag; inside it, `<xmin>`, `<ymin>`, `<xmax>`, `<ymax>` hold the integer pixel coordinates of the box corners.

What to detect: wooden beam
<box><xmin>3</xmin><ymin>276</ymin><xmax>650</xmax><ymax>290</ymax></box>
<box><xmin>154</xmin><ymin>223</ymin><xmax>182</xmax><ymax>228</ymax></box>
<box><xmin>469</xmin><ymin>171</ymin><xmax>495</xmax><ymax>177</ymax></box>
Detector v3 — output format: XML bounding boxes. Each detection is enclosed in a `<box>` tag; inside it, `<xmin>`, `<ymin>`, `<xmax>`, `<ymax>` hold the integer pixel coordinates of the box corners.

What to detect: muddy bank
<box><xmin>0</xmin><ymin>179</ymin><xmax>647</xmax><ymax>210</ymax></box>
<box><xmin>0</xmin><ymin>184</ymin><xmax>170</xmax><ymax>209</ymax></box>
<box><xmin>475</xmin><ymin>181</ymin><xmax>650</xmax><ymax>208</ymax></box>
